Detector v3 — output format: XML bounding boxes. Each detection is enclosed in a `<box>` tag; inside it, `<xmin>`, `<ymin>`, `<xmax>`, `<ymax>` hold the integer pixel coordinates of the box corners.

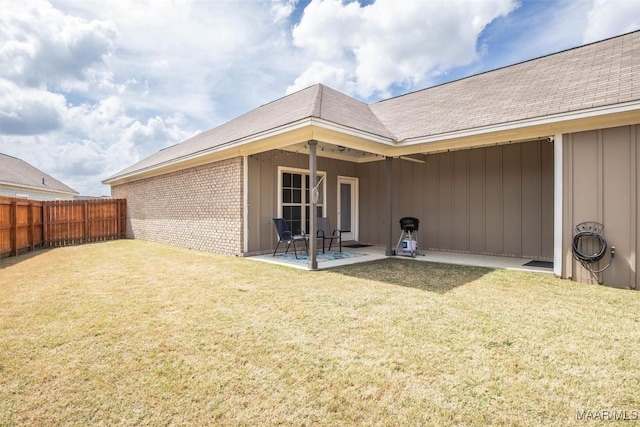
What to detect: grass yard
<box><xmin>1</xmin><ymin>240</ymin><xmax>639</xmax><ymax>426</ymax></box>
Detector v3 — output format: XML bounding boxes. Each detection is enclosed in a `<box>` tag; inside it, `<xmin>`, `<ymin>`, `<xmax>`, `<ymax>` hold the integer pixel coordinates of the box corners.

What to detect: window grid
<box><xmin>281</xmin><ymin>171</ymin><xmax>324</xmax><ymax>234</ymax></box>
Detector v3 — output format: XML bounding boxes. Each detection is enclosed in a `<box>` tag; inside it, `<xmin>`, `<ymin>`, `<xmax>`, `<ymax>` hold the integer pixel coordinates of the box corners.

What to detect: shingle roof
<box><xmin>109</xmin><ymin>84</ymin><xmax>394</xmax><ymax>179</ymax></box>
<box><xmin>106</xmin><ymin>30</ymin><xmax>640</xmax><ymax>183</ymax></box>
<box><xmin>315</xmin><ymin>84</ymin><xmax>395</xmax><ymax>138</ymax></box>
<box><xmin>109</xmin><ymin>85</ymin><xmax>318</xmax><ymax>179</ymax></box>
<box><xmin>371</xmin><ymin>30</ymin><xmax>640</xmax><ymax>140</ymax></box>
<box><xmin>0</xmin><ymin>153</ymin><xmax>78</xmax><ymax>195</ymax></box>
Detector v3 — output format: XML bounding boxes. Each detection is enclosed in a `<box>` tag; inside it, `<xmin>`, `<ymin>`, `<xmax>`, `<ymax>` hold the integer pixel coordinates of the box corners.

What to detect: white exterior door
<box><xmin>337</xmin><ymin>176</ymin><xmax>358</xmax><ymax>241</ymax></box>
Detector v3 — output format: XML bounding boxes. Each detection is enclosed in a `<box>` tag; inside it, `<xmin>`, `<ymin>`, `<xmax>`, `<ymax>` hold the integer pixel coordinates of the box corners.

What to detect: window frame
<box><xmin>277</xmin><ymin>166</ymin><xmax>327</xmax><ymax>234</ymax></box>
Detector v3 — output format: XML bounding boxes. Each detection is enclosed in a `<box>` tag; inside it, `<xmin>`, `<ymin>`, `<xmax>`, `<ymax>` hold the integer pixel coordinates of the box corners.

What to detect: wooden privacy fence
<box><xmin>0</xmin><ymin>197</ymin><xmax>126</xmax><ymax>258</ymax></box>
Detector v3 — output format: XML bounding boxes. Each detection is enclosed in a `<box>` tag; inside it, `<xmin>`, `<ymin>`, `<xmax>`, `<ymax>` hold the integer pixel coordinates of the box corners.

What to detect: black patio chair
<box><xmin>317</xmin><ymin>217</ymin><xmax>342</xmax><ymax>253</ymax></box>
<box><xmin>272</xmin><ymin>218</ymin><xmax>308</xmax><ymax>259</ymax></box>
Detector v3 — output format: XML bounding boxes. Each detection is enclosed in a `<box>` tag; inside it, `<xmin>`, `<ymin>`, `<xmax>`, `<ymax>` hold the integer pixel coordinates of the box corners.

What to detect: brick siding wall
<box><xmin>111</xmin><ymin>157</ymin><xmax>243</xmax><ymax>255</ymax></box>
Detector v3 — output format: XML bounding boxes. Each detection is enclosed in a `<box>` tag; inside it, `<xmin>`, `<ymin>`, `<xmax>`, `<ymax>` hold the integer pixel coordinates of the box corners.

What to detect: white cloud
<box><xmin>291</xmin><ymin>0</ymin><xmax>363</xmax><ymax>60</ymax></box>
<box><xmin>0</xmin><ymin>0</ymin><xmax>299</xmax><ymax>196</ymax></box>
<box><xmin>1</xmin><ymin>0</ymin><xmax>637</xmax><ymax>198</ymax></box>
<box><xmin>289</xmin><ymin>0</ymin><xmax>517</xmax><ymax>98</ymax></box>
<box><xmin>58</xmin><ymin>97</ymin><xmax>194</xmax><ymax>193</ymax></box>
<box><xmin>0</xmin><ymin>0</ymin><xmax>116</xmax><ymax>89</ymax></box>
<box><xmin>0</xmin><ymin>79</ymin><xmax>67</xmax><ymax>135</ymax></box>
<box><xmin>583</xmin><ymin>0</ymin><xmax>640</xmax><ymax>43</ymax></box>
<box><xmin>0</xmin><ymin>96</ymin><xmax>194</xmax><ymax>196</ymax></box>
<box><xmin>52</xmin><ymin>0</ymin><xmax>300</xmax><ymax>121</ymax></box>
<box><xmin>288</xmin><ymin>61</ymin><xmax>357</xmax><ymax>95</ymax></box>
<box><xmin>271</xmin><ymin>0</ymin><xmax>300</xmax><ymax>22</ymax></box>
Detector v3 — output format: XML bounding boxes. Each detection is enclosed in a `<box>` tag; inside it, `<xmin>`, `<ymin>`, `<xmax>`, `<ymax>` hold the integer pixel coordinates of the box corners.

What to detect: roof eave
<box><xmin>104</xmin><ymin>97</ymin><xmax>640</xmax><ymax>187</ymax></box>
<box><xmin>0</xmin><ymin>181</ymin><xmax>79</xmax><ymax>196</ymax></box>
<box><xmin>103</xmin><ymin>117</ymin><xmax>396</xmax><ymax>186</ymax></box>
<box><xmin>398</xmin><ymin>100</ymin><xmax>640</xmax><ymax>152</ymax></box>
<box><xmin>310</xmin><ymin>117</ymin><xmax>396</xmax><ymax>145</ymax></box>
<box><xmin>103</xmin><ymin>118</ymin><xmax>314</xmax><ymax>184</ymax></box>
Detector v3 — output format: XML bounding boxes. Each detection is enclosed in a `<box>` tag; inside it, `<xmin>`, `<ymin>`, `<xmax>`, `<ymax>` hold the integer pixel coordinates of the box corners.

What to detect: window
<box><xmin>279</xmin><ymin>168</ymin><xmax>325</xmax><ymax>234</ymax></box>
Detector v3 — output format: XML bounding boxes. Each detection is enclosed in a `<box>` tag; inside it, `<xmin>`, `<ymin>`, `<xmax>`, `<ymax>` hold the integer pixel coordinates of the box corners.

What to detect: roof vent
<box><xmin>42</xmin><ymin>177</ymin><xmax>45</xmax><ymax>185</ymax></box>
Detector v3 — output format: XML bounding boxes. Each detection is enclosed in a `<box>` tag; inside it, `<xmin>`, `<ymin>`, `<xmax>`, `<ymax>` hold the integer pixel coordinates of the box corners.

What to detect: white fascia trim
<box><xmin>102</xmin><ymin>118</ymin><xmax>314</xmax><ymax>184</ymax></box>
<box><xmin>401</xmin><ymin>100</ymin><xmax>640</xmax><ymax>145</ymax></box>
<box><xmin>103</xmin><ymin>117</ymin><xmax>395</xmax><ymax>185</ymax></box>
<box><xmin>0</xmin><ymin>181</ymin><xmax>77</xmax><ymax>196</ymax></box>
<box><xmin>309</xmin><ymin>117</ymin><xmax>396</xmax><ymax>146</ymax></box>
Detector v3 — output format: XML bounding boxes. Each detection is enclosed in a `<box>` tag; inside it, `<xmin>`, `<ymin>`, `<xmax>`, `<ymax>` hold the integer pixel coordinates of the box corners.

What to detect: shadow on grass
<box><xmin>0</xmin><ymin>247</ymin><xmax>52</xmax><ymax>269</ymax></box>
<box><xmin>332</xmin><ymin>258</ymin><xmax>494</xmax><ymax>294</ymax></box>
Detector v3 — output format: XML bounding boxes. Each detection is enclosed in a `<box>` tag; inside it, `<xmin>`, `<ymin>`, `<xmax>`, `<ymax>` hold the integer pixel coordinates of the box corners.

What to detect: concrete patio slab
<box><xmin>250</xmin><ymin>244</ymin><xmax>554</xmax><ymax>274</ymax></box>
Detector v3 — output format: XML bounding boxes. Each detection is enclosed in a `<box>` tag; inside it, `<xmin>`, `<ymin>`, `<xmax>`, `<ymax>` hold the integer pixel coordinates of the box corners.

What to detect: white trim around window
<box><xmin>277</xmin><ymin>166</ymin><xmax>327</xmax><ymax>233</ymax></box>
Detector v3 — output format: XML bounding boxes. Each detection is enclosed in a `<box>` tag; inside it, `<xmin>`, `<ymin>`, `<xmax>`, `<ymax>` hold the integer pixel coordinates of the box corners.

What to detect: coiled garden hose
<box><xmin>572</xmin><ymin>231</ymin><xmax>607</xmax><ymax>264</ymax></box>
<box><xmin>571</xmin><ymin>223</ymin><xmax>615</xmax><ymax>280</ymax></box>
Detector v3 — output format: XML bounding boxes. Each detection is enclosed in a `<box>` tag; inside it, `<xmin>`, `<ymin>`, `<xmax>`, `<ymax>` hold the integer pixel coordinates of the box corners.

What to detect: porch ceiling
<box><xmin>282</xmin><ymin>141</ymin><xmax>384</xmax><ymax>163</ymax></box>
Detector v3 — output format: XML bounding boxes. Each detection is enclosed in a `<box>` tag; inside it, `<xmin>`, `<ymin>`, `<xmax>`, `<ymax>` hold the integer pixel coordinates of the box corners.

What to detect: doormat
<box><xmin>523</xmin><ymin>260</ymin><xmax>554</xmax><ymax>268</ymax></box>
<box><xmin>343</xmin><ymin>244</ymin><xmax>373</xmax><ymax>248</ymax></box>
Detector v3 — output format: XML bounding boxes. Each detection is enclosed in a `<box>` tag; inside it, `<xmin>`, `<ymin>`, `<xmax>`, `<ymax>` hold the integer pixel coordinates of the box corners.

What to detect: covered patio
<box><xmin>245</xmin><ymin>132</ymin><xmax>556</xmax><ymax>273</ymax></box>
<box><xmin>250</xmin><ymin>243</ymin><xmax>555</xmax><ymax>273</ymax></box>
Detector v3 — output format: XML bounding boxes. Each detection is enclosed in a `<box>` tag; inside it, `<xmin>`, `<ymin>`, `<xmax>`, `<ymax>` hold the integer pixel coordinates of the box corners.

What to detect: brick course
<box><xmin>111</xmin><ymin>157</ymin><xmax>243</xmax><ymax>255</ymax></box>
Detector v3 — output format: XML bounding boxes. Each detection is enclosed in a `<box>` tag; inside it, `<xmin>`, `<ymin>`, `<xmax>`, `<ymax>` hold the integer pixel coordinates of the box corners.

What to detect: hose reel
<box><xmin>571</xmin><ymin>222</ymin><xmax>615</xmax><ymax>283</ymax></box>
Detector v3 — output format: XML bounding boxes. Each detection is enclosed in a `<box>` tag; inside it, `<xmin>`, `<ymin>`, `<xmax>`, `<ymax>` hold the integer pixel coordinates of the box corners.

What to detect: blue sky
<box><xmin>1</xmin><ymin>0</ymin><xmax>639</xmax><ymax>196</ymax></box>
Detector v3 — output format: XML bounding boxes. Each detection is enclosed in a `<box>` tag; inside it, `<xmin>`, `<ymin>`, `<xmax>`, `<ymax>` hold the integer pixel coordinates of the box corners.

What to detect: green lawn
<box><xmin>1</xmin><ymin>240</ymin><xmax>639</xmax><ymax>426</ymax></box>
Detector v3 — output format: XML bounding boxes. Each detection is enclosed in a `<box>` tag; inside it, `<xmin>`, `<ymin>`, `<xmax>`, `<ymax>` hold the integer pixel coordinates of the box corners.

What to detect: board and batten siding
<box><xmin>563</xmin><ymin>125</ymin><xmax>640</xmax><ymax>289</ymax></box>
<box><xmin>357</xmin><ymin>140</ymin><xmax>554</xmax><ymax>260</ymax></box>
<box><xmin>246</xmin><ymin>150</ymin><xmax>357</xmax><ymax>254</ymax></box>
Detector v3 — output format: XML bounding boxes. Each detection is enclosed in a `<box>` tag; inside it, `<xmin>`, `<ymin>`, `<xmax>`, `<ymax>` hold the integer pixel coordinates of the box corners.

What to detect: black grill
<box><xmin>399</xmin><ymin>217</ymin><xmax>419</xmax><ymax>232</ymax></box>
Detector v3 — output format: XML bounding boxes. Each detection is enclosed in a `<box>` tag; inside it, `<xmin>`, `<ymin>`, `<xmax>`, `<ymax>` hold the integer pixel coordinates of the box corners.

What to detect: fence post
<box><xmin>10</xmin><ymin>199</ymin><xmax>17</xmax><ymax>256</ymax></box>
<box><xmin>84</xmin><ymin>200</ymin><xmax>89</xmax><ymax>243</ymax></box>
<box><xmin>116</xmin><ymin>199</ymin><xmax>121</xmax><ymax>239</ymax></box>
<box><xmin>43</xmin><ymin>202</ymin><xmax>49</xmax><ymax>246</ymax></box>
<box><xmin>28</xmin><ymin>200</ymin><xmax>34</xmax><ymax>251</ymax></box>
<box><xmin>121</xmin><ymin>199</ymin><xmax>127</xmax><ymax>238</ymax></box>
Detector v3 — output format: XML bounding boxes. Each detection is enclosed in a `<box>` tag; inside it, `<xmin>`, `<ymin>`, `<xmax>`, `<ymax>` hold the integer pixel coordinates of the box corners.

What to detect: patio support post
<box><xmin>553</xmin><ymin>133</ymin><xmax>563</xmax><ymax>278</ymax></box>
<box><xmin>309</xmin><ymin>140</ymin><xmax>318</xmax><ymax>270</ymax></box>
<box><xmin>386</xmin><ymin>156</ymin><xmax>393</xmax><ymax>256</ymax></box>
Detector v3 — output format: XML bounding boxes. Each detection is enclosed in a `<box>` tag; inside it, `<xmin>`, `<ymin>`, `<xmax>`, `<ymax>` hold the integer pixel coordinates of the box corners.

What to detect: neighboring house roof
<box><xmin>105</xmin><ymin>30</ymin><xmax>640</xmax><ymax>185</ymax></box>
<box><xmin>0</xmin><ymin>153</ymin><xmax>78</xmax><ymax>195</ymax></box>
